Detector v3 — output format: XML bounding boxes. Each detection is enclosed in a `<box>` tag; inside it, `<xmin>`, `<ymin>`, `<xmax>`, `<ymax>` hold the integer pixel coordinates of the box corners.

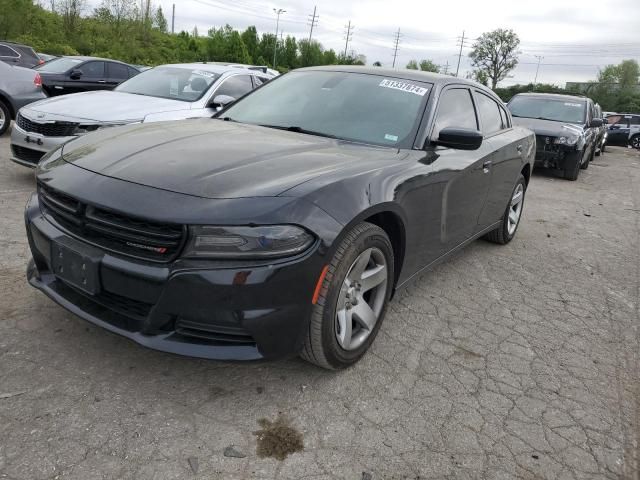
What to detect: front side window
<box><xmin>475</xmin><ymin>92</ymin><xmax>504</xmax><ymax>136</ymax></box>
<box><xmin>115</xmin><ymin>67</ymin><xmax>221</xmax><ymax>102</ymax></box>
<box><xmin>222</xmin><ymin>71</ymin><xmax>432</xmax><ymax>148</ymax></box>
<box><xmin>78</xmin><ymin>61</ymin><xmax>105</xmax><ymax>78</ymax></box>
<box><xmin>214</xmin><ymin>75</ymin><xmax>253</xmax><ymax>99</ymax></box>
<box><xmin>432</xmin><ymin>88</ymin><xmax>478</xmax><ymax>139</ymax></box>
<box><xmin>508</xmin><ymin>96</ymin><xmax>587</xmax><ymax>124</ymax></box>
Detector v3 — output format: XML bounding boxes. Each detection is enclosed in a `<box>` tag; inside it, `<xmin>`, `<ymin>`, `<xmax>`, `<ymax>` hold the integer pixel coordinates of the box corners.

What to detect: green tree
<box><xmin>406</xmin><ymin>59</ymin><xmax>418</xmax><ymax>70</ymax></box>
<box><xmin>240</xmin><ymin>26</ymin><xmax>259</xmax><ymax>63</ymax></box>
<box><xmin>153</xmin><ymin>5</ymin><xmax>167</xmax><ymax>33</ymax></box>
<box><xmin>419</xmin><ymin>59</ymin><xmax>439</xmax><ymax>73</ymax></box>
<box><xmin>469</xmin><ymin>28</ymin><xmax>520</xmax><ymax>89</ymax></box>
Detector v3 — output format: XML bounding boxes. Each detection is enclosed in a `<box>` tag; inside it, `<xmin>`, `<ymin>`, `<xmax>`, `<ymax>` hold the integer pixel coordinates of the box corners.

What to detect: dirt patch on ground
<box><xmin>253</xmin><ymin>414</ymin><xmax>304</xmax><ymax>461</ymax></box>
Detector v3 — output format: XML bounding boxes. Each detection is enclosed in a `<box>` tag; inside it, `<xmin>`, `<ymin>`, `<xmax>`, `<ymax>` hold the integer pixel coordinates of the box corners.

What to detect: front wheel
<box><xmin>631</xmin><ymin>135</ymin><xmax>640</xmax><ymax>150</ymax></box>
<box><xmin>563</xmin><ymin>151</ymin><xmax>582</xmax><ymax>180</ymax></box>
<box><xmin>0</xmin><ymin>100</ymin><xmax>10</xmax><ymax>136</ymax></box>
<box><xmin>484</xmin><ymin>175</ymin><xmax>526</xmax><ymax>245</ymax></box>
<box><xmin>301</xmin><ymin>222</ymin><xmax>394</xmax><ymax>370</ymax></box>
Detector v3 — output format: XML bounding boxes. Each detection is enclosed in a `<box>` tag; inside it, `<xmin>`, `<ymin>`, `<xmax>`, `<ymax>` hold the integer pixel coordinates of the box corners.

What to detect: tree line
<box><xmin>0</xmin><ymin>0</ymin><xmax>366</xmax><ymax>69</ymax></box>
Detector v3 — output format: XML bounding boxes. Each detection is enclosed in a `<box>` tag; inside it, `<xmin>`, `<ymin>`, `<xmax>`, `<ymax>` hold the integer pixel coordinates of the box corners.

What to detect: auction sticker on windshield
<box><xmin>379</xmin><ymin>79</ymin><xmax>429</xmax><ymax>96</ymax></box>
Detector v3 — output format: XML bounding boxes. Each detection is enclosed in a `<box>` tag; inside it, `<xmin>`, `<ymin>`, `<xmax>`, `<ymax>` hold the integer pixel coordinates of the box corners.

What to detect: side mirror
<box><xmin>70</xmin><ymin>69</ymin><xmax>82</xmax><ymax>80</ymax></box>
<box><xmin>435</xmin><ymin>127</ymin><xmax>483</xmax><ymax>150</ymax></box>
<box><xmin>590</xmin><ymin>118</ymin><xmax>603</xmax><ymax>128</ymax></box>
<box><xmin>211</xmin><ymin>94</ymin><xmax>236</xmax><ymax>111</ymax></box>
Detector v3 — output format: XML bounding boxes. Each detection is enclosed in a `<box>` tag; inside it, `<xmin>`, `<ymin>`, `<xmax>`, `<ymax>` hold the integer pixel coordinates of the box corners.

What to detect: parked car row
<box><xmin>605</xmin><ymin>113</ymin><xmax>640</xmax><ymax>149</ymax></box>
<box><xmin>9</xmin><ymin>63</ymin><xmax>276</xmax><ymax>166</ymax></box>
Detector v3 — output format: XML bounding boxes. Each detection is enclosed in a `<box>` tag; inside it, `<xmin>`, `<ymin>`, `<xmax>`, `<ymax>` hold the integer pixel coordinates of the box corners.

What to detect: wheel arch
<box><xmin>0</xmin><ymin>90</ymin><xmax>15</xmax><ymax>119</ymax></box>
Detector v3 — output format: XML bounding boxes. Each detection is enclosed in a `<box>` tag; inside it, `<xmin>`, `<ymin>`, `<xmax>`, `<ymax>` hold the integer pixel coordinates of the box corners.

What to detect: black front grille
<box><xmin>11</xmin><ymin>145</ymin><xmax>46</xmax><ymax>165</ymax></box>
<box><xmin>38</xmin><ymin>182</ymin><xmax>186</xmax><ymax>262</ymax></box>
<box><xmin>175</xmin><ymin>319</ymin><xmax>255</xmax><ymax>344</ymax></box>
<box><xmin>17</xmin><ymin>113</ymin><xmax>78</xmax><ymax>137</ymax></box>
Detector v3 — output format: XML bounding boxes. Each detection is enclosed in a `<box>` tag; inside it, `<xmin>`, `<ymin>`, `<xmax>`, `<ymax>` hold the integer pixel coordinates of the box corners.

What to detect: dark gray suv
<box><xmin>508</xmin><ymin>93</ymin><xmax>602</xmax><ymax>181</ymax></box>
<box><xmin>0</xmin><ymin>41</ymin><xmax>42</xmax><ymax>68</ymax></box>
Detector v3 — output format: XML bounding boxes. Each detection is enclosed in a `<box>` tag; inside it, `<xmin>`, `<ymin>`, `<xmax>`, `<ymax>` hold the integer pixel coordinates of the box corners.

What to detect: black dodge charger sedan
<box><xmin>25</xmin><ymin>66</ymin><xmax>534</xmax><ymax>369</ymax></box>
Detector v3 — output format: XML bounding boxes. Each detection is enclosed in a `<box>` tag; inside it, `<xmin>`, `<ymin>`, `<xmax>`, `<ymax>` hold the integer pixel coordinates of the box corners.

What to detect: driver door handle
<box><xmin>483</xmin><ymin>160</ymin><xmax>492</xmax><ymax>173</ymax></box>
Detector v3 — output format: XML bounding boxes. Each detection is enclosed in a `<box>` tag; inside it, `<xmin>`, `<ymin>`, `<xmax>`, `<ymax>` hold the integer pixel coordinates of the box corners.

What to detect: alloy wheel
<box><xmin>335</xmin><ymin>247</ymin><xmax>388</xmax><ymax>351</ymax></box>
<box><xmin>507</xmin><ymin>183</ymin><xmax>524</xmax><ymax>236</ymax></box>
<box><xmin>0</xmin><ymin>106</ymin><xmax>5</xmax><ymax>131</ymax></box>
<box><xmin>632</xmin><ymin>136</ymin><xmax>640</xmax><ymax>150</ymax></box>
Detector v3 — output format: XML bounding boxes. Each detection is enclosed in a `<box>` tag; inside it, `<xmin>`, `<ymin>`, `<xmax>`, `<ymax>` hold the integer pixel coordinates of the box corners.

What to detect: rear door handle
<box><xmin>517</xmin><ymin>144</ymin><xmax>523</xmax><ymax>154</ymax></box>
<box><xmin>483</xmin><ymin>160</ymin><xmax>492</xmax><ymax>173</ymax></box>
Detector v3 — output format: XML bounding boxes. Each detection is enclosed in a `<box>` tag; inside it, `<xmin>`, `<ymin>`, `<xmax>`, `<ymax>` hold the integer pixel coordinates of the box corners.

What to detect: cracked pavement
<box><xmin>0</xmin><ymin>131</ymin><xmax>639</xmax><ymax>479</ymax></box>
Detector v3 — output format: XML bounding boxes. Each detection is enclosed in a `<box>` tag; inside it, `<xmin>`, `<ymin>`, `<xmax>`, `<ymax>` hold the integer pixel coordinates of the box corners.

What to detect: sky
<box><xmin>95</xmin><ymin>0</ymin><xmax>640</xmax><ymax>86</ymax></box>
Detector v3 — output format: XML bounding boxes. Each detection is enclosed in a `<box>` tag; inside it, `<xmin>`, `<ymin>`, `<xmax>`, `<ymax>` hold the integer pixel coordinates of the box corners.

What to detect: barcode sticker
<box><xmin>379</xmin><ymin>79</ymin><xmax>429</xmax><ymax>96</ymax></box>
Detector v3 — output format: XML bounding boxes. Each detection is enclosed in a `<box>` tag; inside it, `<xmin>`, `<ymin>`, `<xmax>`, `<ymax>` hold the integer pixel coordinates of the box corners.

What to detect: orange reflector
<box><xmin>312</xmin><ymin>265</ymin><xmax>329</xmax><ymax>304</ymax></box>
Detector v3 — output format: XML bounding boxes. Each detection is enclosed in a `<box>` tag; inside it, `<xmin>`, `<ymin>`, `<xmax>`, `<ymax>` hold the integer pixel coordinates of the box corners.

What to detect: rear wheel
<box><xmin>0</xmin><ymin>100</ymin><xmax>10</xmax><ymax>136</ymax></box>
<box><xmin>581</xmin><ymin>146</ymin><xmax>594</xmax><ymax>170</ymax></box>
<box><xmin>484</xmin><ymin>175</ymin><xmax>526</xmax><ymax>245</ymax></box>
<box><xmin>631</xmin><ymin>134</ymin><xmax>640</xmax><ymax>150</ymax></box>
<box><xmin>301</xmin><ymin>222</ymin><xmax>394</xmax><ymax>370</ymax></box>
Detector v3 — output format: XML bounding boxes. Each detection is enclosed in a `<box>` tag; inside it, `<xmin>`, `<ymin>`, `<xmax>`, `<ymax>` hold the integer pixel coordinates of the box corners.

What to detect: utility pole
<box><xmin>441</xmin><ymin>61</ymin><xmax>450</xmax><ymax>75</ymax></box>
<box><xmin>533</xmin><ymin>55</ymin><xmax>544</xmax><ymax>88</ymax></box>
<box><xmin>343</xmin><ymin>20</ymin><xmax>354</xmax><ymax>58</ymax></box>
<box><xmin>392</xmin><ymin>28</ymin><xmax>401</xmax><ymax>68</ymax></box>
<box><xmin>171</xmin><ymin>3</ymin><xmax>175</xmax><ymax>34</ymax></box>
<box><xmin>272</xmin><ymin>8</ymin><xmax>286</xmax><ymax>69</ymax></box>
<box><xmin>455</xmin><ymin>30</ymin><xmax>469</xmax><ymax>77</ymax></box>
<box><xmin>307</xmin><ymin>6</ymin><xmax>318</xmax><ymax>43</ymax></box>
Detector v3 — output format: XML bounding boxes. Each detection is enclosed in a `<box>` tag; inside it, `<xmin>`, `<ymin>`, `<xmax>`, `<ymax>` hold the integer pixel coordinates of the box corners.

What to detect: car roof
<box><xmin>293</xmin><ymin>65</ymin><xmax>498</xmax><ymax>95</ymax></box>
<box><xmin>153</xmin><ymin>63</ymin><xmax>260</xmax><ymax>74</ymax></box>
<box><xmin>58</xmin><ymin>55</ymin><xmax>133</xmax><ymax>65</ymax></box>
<box><xmin>0</xmin><ymin>40</ymin><xmax>33</xmax><ymax>49</ymax></box>
<box><xmin>512</xmin><ymin>92</ymin><xmax>588</xmax><ymax>103</ymax></box>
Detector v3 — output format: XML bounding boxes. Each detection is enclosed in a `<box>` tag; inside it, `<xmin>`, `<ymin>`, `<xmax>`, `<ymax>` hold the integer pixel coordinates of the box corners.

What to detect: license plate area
<box><xmin>51</xmin><ymin>241</ymin><xmax>101</xmax><ymax>295</ymax></box>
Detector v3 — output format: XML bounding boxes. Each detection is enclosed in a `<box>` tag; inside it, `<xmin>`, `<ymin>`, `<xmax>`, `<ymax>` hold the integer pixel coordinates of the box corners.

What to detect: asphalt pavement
<box><xmin>0</xmin><ymin>130</ymin><xmax>639</xmax><ymax>480</ymax></box>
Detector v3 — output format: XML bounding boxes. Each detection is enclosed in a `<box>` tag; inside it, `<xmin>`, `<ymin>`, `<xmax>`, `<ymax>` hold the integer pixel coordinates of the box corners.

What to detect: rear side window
<box><xmin>475</xmin><ymin>92</ymin><xmax>504</xmax><ymax>135</ymax></box>
<box><xmin>215</xmin><ymin>75</ymin><xmax>253</xmax><ymax>99</ymax></box>
<box><xmin>499</xmin><ymin>105</ymin><xmax>511</xmax><ymax>129</ymax></box>
<box><xmin>630</xmin><ymin>116</ymin><xmax>640</xmax><ymax>125</ymax></box>
<box><xmin>253</xmin><ymin>76</ymin><xmax>271</xmax><ymax>87</ymax></box>
<box><xmin>128</xmin><ymin>67</ymin><xmax>139</xmax><ymax>78</ymax></box>
<box><xmin>108</xmin><ymin>62</ymin><xmax>129</xmax><ymax>80</ymax></box>
<box><xmin>79</xmin><ymin>61</ymin><xmax>105</xmax><ymax>78</ymax></box>
<box><xmin>432</xmin><ymin>88</ymin><xmax>478</xmax><ymax>138</ymax></box>
<box><xmin>0</xmin><ymin>45</ymin><xmax>19</xmax><ymax>58</ymax></box>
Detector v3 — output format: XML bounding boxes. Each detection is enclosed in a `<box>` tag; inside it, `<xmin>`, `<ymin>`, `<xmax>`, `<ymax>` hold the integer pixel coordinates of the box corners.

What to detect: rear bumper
<box><xmin>25</xmin><ymin>193</ymin><xmax>322</xmax><ymax>361</ymax></box>
<box><xmin>10</xmin><ymin>123</ymin><xmax>74</xmax><ymax>168</ymax></box>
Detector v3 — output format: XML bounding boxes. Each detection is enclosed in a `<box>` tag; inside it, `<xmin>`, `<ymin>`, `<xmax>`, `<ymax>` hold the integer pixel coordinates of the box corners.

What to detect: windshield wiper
<box><xmin>219</xmin><ymin>116</ymin><xmax>238</xmax><ymax>122</ymax></box>
<box><xmin>259</xmin><ymin>124</ymin><xmax>338</xmax><ymax>139</ymax></box>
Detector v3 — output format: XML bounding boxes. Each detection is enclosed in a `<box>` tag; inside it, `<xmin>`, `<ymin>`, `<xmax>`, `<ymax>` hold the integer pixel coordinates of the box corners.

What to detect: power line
<box><xmin>392</xmin><ymin>28</ymin><xmax>401</xmax><ymax>68</ymax></box>
<box><xmin>343</xmin><ymin>20</ymin><xmax>354</xmax><ymax>58</ymax></box>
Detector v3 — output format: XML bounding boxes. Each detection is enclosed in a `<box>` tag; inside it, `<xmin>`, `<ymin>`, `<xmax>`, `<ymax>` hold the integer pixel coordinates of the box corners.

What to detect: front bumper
<box><xmin>25</xmin><ymin>193</ymin><xmax>322</xmax><ymax>361</ymax></box>
<box><xmin>10</xmin><ymin>123</ymin><xmax>74</xmax><ymax>168</ymax></box>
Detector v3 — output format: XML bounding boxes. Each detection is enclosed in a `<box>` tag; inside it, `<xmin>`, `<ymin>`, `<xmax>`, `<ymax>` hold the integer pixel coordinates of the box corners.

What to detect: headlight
<box><xmin>553</xmin><ymin>136</ymin><xmax>579</xmax><ymax>146</ymax></box>
<box><xmin>184</xmin><ymin>225</ymin><xmax>315</xmax><ymax>259</ymax></box>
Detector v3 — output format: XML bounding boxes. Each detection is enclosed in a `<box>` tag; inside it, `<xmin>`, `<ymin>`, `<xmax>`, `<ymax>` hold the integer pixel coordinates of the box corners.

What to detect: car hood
<box><xmin>59</xmin><ymin>119</ymin><xmax>403</xmax><ymax>199</ymax></box>
<box><xmin>512</xmin><ymin>117</ymin><xmax>584</xmax><ymax>137</ymax></box>
<box><xmin>22</xmin><ymin>91</ymin><xmax>190</xmax><ymax>123</ymax></box>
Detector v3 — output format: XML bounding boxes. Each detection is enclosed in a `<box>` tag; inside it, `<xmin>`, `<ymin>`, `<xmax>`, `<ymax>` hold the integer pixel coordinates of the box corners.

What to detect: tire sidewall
<box><xmin>317</xmin><ymin>226</ymin><xmax>394</xmax><ymax>368</ymax></box>
<box><xmin>501</xmin><ymin>175</ymin><xmax>527</xmax><ymax>243</ymax></box>
<box><xmin>0</xmin><ymin>101</ymin><xmax>10</xmax><ymax>136</ymax></box>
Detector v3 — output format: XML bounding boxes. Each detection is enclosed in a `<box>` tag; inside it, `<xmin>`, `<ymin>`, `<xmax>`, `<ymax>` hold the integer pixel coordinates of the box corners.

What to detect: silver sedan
<box><xmin>10</xmin><ymin>63</ymin><xmax>275</xmax><ymax>167</ymax></box>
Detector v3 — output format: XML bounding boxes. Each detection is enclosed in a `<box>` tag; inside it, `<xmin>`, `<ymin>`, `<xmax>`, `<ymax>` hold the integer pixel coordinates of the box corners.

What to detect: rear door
<box><xmin>429</xmin><ymin>86</ymin><xmax>493</xmax><ymax>252</ymax></box>
<box><xmin>474</xmin><ymin>90</ymin><xmax>523</xmax><ymax>228</ymax></box>
<box><xmin>105</xmin><ymin>62</ymin><xmax>131</xmax><ymax>89</ymax></box>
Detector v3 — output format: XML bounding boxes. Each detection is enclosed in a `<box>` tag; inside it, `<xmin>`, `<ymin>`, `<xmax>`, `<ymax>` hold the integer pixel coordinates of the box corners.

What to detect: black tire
<box><xmin>580</xmin><ymin>147</ymin><xmax>594</xmax><ymax>170</ymax></box>
<box><xmin>301</xmin><ymin>222</ymin><xmax>394</xmax><ymax>370</ymax></box>
<box><xmin>484</xmin><ymin>174</ymin><xmax>527</xmax><ymax>245</ymax></box>
<box><xmin>563</xmin><ymin>151</ymin><xmax>582</xmax><ymax>181</ymax></box>
<box><xmin>631</xmin><ymin>134</ymin><xmax>640</xmax><ymax>150</ymax></box>
<box><xmin>0</xmin><ymin>100</ymin><xmax>10</xmax><ymax>136</ymax></box>
<box><xmin>601</xmin><ymin>143</ymin><xmax>606</xmax><ymax>153</ymax></box>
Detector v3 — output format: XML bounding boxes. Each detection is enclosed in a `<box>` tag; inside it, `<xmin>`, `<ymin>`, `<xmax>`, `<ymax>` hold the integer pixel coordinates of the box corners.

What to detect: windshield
<box><xmin>222</xmin><ymin>71</ymin><xmax>431</xmax><ymax>148</ymax></box>
<box><xmin>508</xmin><ymin>96</ymin><xmax>586</xmax><ymax>124</ymax></box>
<box><xmin>35</xmin><ymin>57</ymin><xmax>83</xmax><ymax>73</ymax></box>
<box><xmin>116</xmin><ymin>66</ymin><xmax>221</xmax><ymax>102</ymax></box>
